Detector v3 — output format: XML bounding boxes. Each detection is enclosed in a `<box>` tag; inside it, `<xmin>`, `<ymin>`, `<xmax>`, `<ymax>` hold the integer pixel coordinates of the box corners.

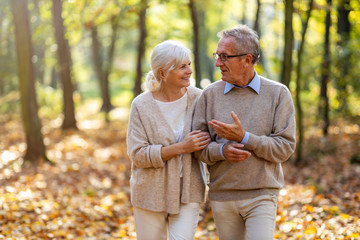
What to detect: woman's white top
<box><xmin>155</xmin><ymin>92</ymin><xmax>188</xmax><ymax>176</ymax></box>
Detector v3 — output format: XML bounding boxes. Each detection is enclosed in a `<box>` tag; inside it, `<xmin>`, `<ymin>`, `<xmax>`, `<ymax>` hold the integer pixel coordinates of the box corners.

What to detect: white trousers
<box><xmin>133</xmin><ymin>203</ymin><xmax>200</xmax><ymax>240</ymax></box>
<box><xmin>211</xmin><ymin>195</ymin><xmax>278</xmax><ymax>240</ymax></box>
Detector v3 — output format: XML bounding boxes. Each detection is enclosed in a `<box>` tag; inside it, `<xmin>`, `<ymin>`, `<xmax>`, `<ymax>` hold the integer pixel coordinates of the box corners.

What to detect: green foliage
<box><xmin>0</xmin><ymin>0</ymin><xmax>359</xmax><ymax>134</ymax></box>
<box><xmin>36</xmin><ymin>85</ymin><xmax>63</xmax><ymax>119</ymax></box>
<box><xmin>0</xmin><ymin>91</ymin><xmax>20</xmax><ymax>116</ymax></box>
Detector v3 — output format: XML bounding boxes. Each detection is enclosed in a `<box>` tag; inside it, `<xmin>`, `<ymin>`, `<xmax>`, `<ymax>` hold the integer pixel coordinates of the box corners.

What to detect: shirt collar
<box><xmin>224</xmin><ymin>70</ymin><xmax>260</xmax><ymax>95</ymax></box>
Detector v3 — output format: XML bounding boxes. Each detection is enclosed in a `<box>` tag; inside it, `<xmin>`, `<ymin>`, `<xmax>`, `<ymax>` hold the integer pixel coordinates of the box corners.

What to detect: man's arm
<box><xmin>208</xmin><ymin>88</ymin><xmax>296</xmax><ymax>163</ymax></box>
<box><xmin>192</xmin><ymin>93</ymin><xmax>224</xmax><ymax>166</ymax></box>
<box><xmin>246</xmin><ymin>89</ymin><xmax>296</xmax><ymax>163</ymax></box>
<box><xmin>192</xmin><ymin>93</ymin><xmax>251</xmax><ymax>165</ymax></box>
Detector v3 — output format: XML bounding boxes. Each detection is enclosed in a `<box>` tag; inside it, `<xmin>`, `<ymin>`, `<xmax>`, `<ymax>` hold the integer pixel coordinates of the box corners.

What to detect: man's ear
<box><xmin>245</xmin><ymin>54</ymin><xmax>253</xmax><ymax>64</ymax></box>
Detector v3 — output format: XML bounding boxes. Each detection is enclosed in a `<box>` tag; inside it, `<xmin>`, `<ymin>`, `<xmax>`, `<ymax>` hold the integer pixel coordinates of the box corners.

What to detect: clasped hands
<box><xmin>208</xmin><ymin>111</ymin><xmax>251</xmax><ymax>163</ymax></box>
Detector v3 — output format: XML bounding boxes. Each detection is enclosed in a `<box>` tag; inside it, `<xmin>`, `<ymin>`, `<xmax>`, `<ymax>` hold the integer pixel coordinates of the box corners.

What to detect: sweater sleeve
<box><xmin>192</xmin><ymin>93</ymin><xmax>225</xmax><ymax>166</ymax></box>
<box><xmin>126</xmin><ymin>102</ymin><xmax>165</xmax><ymax>169</ymax></box>
<box><xmin>245</xmin><ymin>87</ymin><xmax>296</xmax><ymax>163</ymax></box>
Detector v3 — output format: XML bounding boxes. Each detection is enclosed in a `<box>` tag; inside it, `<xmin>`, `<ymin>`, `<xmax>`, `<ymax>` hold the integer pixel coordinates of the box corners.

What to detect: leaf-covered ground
<box><xmin>0</xmin><ymin>114</ymin><xmax>359</xmax><ymax>239</ymax></box>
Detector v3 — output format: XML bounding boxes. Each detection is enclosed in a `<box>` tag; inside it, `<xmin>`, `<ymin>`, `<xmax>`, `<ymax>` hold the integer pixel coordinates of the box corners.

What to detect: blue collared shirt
<box><xmin>223</xmin><ymin>71</ymin><xmax>260</xmax><ymax>95</ymax></box>
<box><xmin>219</xmin><ymin>71</ymin><xmax>260</xmax><ymax>159</ymax></box>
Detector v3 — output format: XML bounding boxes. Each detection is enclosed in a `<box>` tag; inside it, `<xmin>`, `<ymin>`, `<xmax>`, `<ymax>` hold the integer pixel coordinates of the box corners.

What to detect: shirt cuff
<box><xmin>219</xmin><ymin>144</ymin><xmax>226</xmax><ymax>159</ymax></box>
<box><xmin>240</xmin><ymin>131</ymin><xmax>249</xmax><ymax>145</ymax></box>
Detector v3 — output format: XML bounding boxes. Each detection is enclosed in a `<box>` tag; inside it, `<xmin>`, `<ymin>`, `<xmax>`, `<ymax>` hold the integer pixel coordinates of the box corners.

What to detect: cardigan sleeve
<box><xmin>126</xmin><ymin>102</ymin><xmax>165</xmax><ymax>169</ymax></box>
<box><xmin>245</xmin><ymin>87</ymin><xmax>296</xmax><ymax>163</ymax></box>
<box><xmin>192</xmin><ymin>93</ymin><xmax>225</xmax><ymax>166</ymax></box>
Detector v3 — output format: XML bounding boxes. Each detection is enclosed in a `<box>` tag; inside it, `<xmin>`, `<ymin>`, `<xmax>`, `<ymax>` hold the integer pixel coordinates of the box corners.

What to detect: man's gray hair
<box><xmin>217</xmin><ymin>25</ymin><xmax>260</xmax><ymax>64</ymax></box>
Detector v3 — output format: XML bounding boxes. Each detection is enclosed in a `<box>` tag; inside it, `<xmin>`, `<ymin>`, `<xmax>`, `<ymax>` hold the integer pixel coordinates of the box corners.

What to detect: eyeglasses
<box><xmin>213</xmin><ymin>53</ymin><xmax>248</xmax><ymax>62</ymax></box>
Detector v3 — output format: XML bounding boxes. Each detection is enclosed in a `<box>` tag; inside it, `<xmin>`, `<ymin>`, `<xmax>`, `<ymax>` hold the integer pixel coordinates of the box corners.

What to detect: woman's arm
<box><xmin>161</xmin><ymin>130</ymin><xmax>210</xmax><ymax>161</ymax></box>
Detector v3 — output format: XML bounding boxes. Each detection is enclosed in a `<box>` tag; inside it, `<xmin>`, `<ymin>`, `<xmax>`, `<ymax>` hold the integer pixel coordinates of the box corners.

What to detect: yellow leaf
<box><xmin>350</xmin><ymin>233</ymin><xmax>359</xmax><ymax>238</ymax></box>
<box><xmin>340</xmin><ymin>213</ymin><xmax>350</xmax><ymax>220</ymax></box>
<box><xmin>304</xmin><ymin>225</ymin><xmax>317</xmax><ymax>235</ymax></box>
<box><xmin>274</xmin><ymin>233</ymin><xmax>286</xmax><ymax>239</ymax></box>
<box><xmin>304</xmin><ymin>205</ymin><xmax>314</xmax><ymax>213</ymax></box>
<box><xmin>11</xmin><ymin>203</ymin><xmax>18</xmax><ymax>211</ymax></box>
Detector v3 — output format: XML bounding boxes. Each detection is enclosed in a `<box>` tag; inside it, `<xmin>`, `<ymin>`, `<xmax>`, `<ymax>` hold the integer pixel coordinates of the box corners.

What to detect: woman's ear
<box><xmin>158</xmin><ymin>69</ymin><xmax>166</xmax><ymax>80</ymax></box>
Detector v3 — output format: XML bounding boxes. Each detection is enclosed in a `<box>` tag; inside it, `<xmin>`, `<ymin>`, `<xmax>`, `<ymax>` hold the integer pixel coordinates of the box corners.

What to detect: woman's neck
<box><xmin>153</xmin><ymin>86</ymin><xmax>187</xmax><ymax>102</ymax></box>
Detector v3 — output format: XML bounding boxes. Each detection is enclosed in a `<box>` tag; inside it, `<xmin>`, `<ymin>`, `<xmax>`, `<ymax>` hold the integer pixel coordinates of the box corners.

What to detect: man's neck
<box><xmin>235</xmin><ymin>69</ymin><xmax>255</xmax><ymax>87</ymax></box>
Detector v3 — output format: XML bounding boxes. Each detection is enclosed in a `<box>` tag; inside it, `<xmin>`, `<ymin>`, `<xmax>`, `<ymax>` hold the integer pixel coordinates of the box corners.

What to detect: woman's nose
<box><xmin>187</xmin><ymin>66</ymin><xmax>193</xmax><ymax>74</ymax></box>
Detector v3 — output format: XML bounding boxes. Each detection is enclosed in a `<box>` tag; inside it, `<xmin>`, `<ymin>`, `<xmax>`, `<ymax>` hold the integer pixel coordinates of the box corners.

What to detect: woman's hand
<box><xmin>180</xmin><ymin>130</ymin><xmax>211</xmax><ymax>153</ymax></box>
<box><xmin>161</xmin><ymin>130</ymin><xmax>210</xmax><ymax>162</ymax></box>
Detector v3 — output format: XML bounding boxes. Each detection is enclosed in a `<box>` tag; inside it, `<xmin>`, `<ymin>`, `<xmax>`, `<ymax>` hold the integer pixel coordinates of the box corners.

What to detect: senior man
<box><xmin>193</xmin><ymin>24</ymin><xmax>296</xmax><ymax>240</ymax></box>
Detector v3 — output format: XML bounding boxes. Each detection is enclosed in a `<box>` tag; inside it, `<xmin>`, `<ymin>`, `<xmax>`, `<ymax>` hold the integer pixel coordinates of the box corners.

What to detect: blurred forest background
<box><xmin>1</xmin><ymin>0</ymin><xmax>360</xmax><ymax>239</ymax></box>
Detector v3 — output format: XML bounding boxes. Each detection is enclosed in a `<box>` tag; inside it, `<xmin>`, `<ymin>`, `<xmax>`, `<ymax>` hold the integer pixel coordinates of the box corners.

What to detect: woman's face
<box><xmin>163</xmin><ymin>59</ymin><xmax>192</xmax><ymax>89</ymax></box>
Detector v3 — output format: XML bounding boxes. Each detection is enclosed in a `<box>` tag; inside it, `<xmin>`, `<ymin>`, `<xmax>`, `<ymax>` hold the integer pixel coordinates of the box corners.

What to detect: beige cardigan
<box><xmin>126</xmin><ymin>86</ymin><xmax>206</xmax><ymax>214</ymax></box>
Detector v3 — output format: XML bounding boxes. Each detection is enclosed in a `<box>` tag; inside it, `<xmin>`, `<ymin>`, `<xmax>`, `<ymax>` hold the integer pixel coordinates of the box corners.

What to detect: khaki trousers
<box><xmin>134</xmin><ymin>203</ymin><xmax>200</xmax><ymax>240</ymax></box>
<box><xmin>211</xmin><ymin>194</ymin><xmax>278</xmax><ymax>240</ymax></box>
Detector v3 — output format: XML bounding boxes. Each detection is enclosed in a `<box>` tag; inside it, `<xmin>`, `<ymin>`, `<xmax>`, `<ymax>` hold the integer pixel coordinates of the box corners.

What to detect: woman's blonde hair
<box><xmin>145</xmin><ymin>40</ymin><xmax>191</xmax><ymax>91</ymax></box>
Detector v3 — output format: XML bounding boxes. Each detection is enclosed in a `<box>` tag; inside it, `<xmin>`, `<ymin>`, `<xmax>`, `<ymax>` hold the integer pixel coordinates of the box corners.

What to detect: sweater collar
<box><xmin>224</xmin><ymin>70</ymin><xmax>260</xmax><ymax>95</ymax></box>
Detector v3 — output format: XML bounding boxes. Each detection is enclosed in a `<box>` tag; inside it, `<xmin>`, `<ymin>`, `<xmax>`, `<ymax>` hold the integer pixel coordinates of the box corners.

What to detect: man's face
<box><xmin>215</xmin><ymin>37</ymin><xmax>247</xmax><ymax>85</ymax></box>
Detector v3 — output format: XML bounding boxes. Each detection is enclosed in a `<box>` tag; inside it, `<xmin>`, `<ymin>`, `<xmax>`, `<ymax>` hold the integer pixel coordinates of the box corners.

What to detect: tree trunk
<box><xmin>295</xmin><ymin>0</ymin><xmax>314</xmax><ymax>164</ymax></box>
<box><xmin>50</xmin><ymin>66</ymin><xmax>58</xmax><ymax>89</ymax></box>
<box><xmin>0</xmin><ymin>10</ymin><xmax>3</xmax><ymax>95</ymax></box>
<box><xmin>253</xmin><ymin>0</ymin><xmax>266</xmax><ymax>73</ymax></box>
<box><xmin>31</xmin><ymin>0</ymin><xmax>46</xmax><ymax>85</ymax></box>
<box><xmin>280</xmin><ymin>0</ymin><xmax>294</xmax><ymax>88</ymax></box>
<box><xmin>189</xmin><ymin>0</ymin><xmax>201</xmax><ymax>88</ymax></box>
<box><xmin>134</xmin><ymin>0</ymin><xmax>147</xmax><ymax>98</ymax></box>
<box><xmin>253</xmin><ymin>0</ymin><xmax>261</xmax><ymax>33</ymax></box>
<box><xmin>319</xmin><ymin>0</ymin><xmax>332</xmax><ymax>136</ymax></box>
<box><xmin>335</xmin><ymin>0</ymin><xmax>351</xmax><ymax>113</ymax></box>
<box><xmin>241</xmin><ymin>0</ymin><xmax>247</xmax><ymax>24</ymax></box>
<box><xmin>10</xmin><ymin>0</ymin><xmax>48</xmax><ymax>165</ymax></box>
<box><xmin>90</xmin><ymin>25</ymin><xmax>113</xmax><ymax>114</ymax></box>
<box><xmin>52</xmin><ymin>0</ymin><xmax>77</xmax><ymax>130</ymax></box>
<box><xmin>197</xmin><ymin>5</ymin><xmax>212</xmax><ymax>84</ymax></box>
<box><xmin>102</xmin><ymin>16</ymin><xmax>118</xmax><ymax>108</ymax></box>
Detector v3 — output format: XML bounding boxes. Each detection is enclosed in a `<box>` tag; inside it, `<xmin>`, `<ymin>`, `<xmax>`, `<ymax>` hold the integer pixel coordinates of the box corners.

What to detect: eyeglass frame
<box><xmin>213</xmin><ymin>53</ymin><xmax>248</xmax><ymax>62</ymax></box>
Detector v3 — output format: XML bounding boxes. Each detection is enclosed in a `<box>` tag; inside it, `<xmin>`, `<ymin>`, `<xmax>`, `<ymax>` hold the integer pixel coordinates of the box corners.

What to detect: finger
<box><xmin>227</xmin><ymin>153</ymin><xmax>250</xmax><ymax>162</ymax></box>
<box><xmin>210</xmin><ymin>120</ymin><xmax>231</xmax><ymax>129</ymax></box>
<box><xmin>208</xmin><ymin>123</ymin><xmax>224</xmax><ymax>136</ymax></box>
<box><xmin>199</xmin><ymin>138</ymin><xmax>211</xmax><ymax>146</ymax></box>
<box><xmin>231</xmin><ymin>143</ymin><xmax>245</xmax><ymax>149</ymax></box>
<box><xmin>227</xmin><ymin>142</ymin><xmax>243</xmax><ymax>147</ymax></box>
<box><xmin>231</xmin><ymin>111</ymin><xmax>242</xmax><ymax>126</ymax></box>
<box><xmin>197</xmin><ymin>135</ymin><xmax>210</xmax><ymax>142</ymax></box>
<box><xmin>195</xmin><ymin>132</ymin><xmax>210</xmax><ymax>137</ymax></box>
<box><xmin>232</xmin><ymin>148</ymin><xmax>250</xmax><ymax>156</ymax></box>
<box><xmin>189</xmin><ymin>130</ymin><xmax>201</xmax><ymax>135</ymax></box>
<box><xmin>210</xmin><ymin>122</ymin><xmax>227</xmax><ymax>134</ymax></box>
<box><xmin>226</xmin><ymin>147</ymin><xmax>250</xmax><ymax>157</ymax></box>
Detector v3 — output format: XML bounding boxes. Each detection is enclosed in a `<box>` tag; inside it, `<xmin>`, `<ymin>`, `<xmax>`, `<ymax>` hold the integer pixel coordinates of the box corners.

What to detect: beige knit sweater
<box><xmin>126</xmin><ymin>86</ymin><xmax>206</xmax><ymax>214</ymax></box>
<box><xmin>193</xmin><ymin>77</ymin><xmax>296</xmax><ymax>201</ymax></box>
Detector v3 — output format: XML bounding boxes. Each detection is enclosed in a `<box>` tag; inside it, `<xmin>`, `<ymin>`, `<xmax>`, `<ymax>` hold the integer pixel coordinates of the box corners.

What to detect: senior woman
<box><xmin>126</xmin><ymin>40</ymin><xmax>210</xmax><ymax>240</ymax></box>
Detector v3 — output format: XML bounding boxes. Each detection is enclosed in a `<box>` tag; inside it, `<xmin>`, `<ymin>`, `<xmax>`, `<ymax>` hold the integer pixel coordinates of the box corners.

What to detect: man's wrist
<box><xmin>219</xmin><ymin>144</ymin><xmax>226</xmax><ymax>159</ymax></box>
<box><xmin>240</xmin><ymin>131</ymin><xmax>249</xmax><ymax>145</ymax></box>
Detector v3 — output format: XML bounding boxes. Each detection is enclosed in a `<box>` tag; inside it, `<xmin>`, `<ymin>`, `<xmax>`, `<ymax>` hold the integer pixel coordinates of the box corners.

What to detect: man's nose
<box><xmin>215</xmin><ymin>58</ymin><xmax>223</xmax><ymax>67</ymax></box>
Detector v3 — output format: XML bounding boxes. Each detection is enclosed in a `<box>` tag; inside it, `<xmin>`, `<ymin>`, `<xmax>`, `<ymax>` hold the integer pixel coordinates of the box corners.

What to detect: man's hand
<box><xmin>208</xmin><ymin>111</ymin><xmax>245</xmax><ymax>142</ymax></box>
<box><xmin>223</xmin><ymin>143</ymin><xmax>251</xmax><ymax>163</ymax></box>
